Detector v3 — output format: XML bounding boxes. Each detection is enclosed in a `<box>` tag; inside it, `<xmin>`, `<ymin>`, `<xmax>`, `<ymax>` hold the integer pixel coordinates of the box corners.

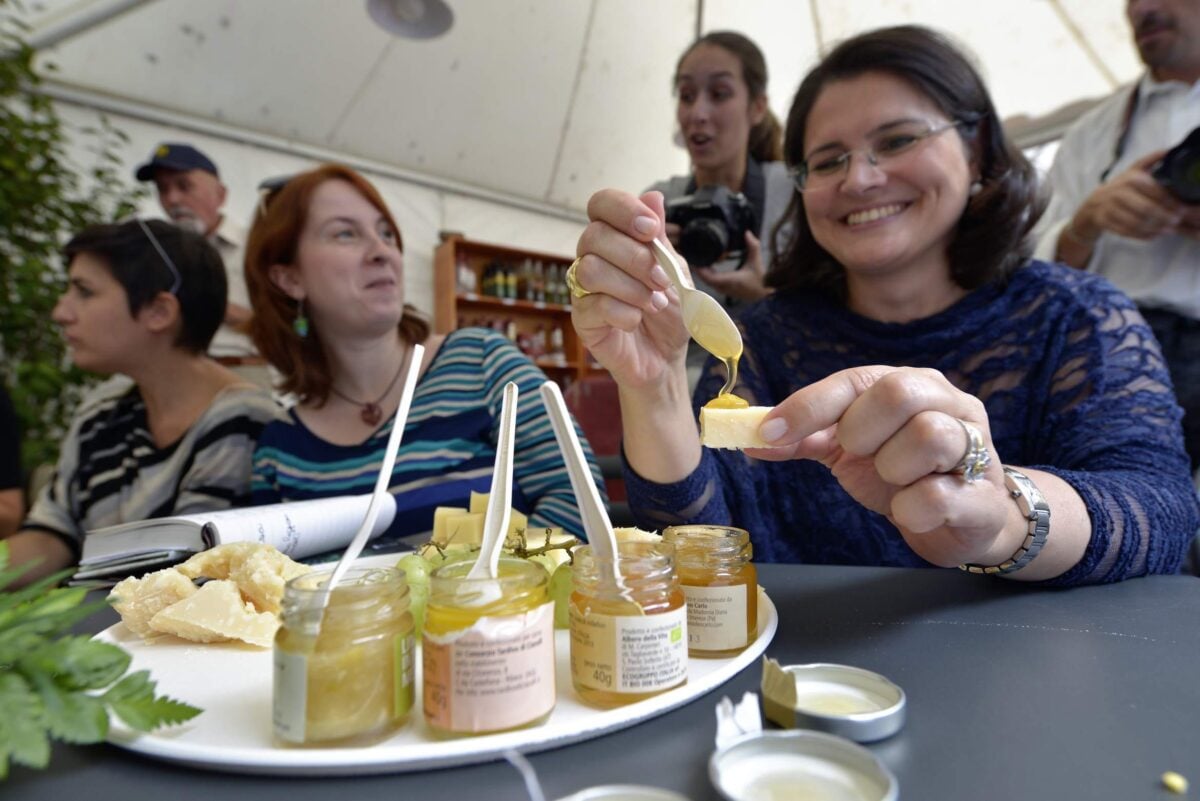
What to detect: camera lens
<box><xmin>678</xmin><ymin>219</ymin><xmax>729</xmax><ymax>267</ymax></box>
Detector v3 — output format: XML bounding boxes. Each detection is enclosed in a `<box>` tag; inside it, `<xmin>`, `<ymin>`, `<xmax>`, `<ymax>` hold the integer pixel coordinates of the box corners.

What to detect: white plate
<box><xmin>99</xmin><ymin>558</ymin><xmax>778</xmax><ymax>776</ymax></box>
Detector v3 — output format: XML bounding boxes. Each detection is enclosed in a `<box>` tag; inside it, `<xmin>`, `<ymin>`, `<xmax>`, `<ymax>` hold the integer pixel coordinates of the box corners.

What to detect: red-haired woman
<box><xmin>245</xmin><ymin>164</ymin><xmax>603</xmax><ymax>549</ymax></box>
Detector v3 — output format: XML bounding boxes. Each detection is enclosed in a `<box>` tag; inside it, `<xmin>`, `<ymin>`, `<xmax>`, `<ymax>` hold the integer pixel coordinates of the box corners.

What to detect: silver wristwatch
<box><xmin>960</xmin><ymin>466</ymin><xmax>1051</xmax><ymax>575</ymax></box>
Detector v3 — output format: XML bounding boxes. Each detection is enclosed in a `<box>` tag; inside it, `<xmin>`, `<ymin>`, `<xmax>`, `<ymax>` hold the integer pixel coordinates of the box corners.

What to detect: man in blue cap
<box><xmin>135</xmin><ymin>142</ymin><xmax>259</xmax><ymax>370</ymax></box>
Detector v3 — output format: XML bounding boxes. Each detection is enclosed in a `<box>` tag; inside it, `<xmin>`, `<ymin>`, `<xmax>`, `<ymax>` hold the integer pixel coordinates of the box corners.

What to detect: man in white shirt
<box><xmin>1036</xmin><ymin>0</ymin><xmax>1200</xmax><ymax>469</ymax></box>
<box><xmin>134</xmin><ymin>143</ymin><xmax>259</xmax><ymax>370</ymax></box>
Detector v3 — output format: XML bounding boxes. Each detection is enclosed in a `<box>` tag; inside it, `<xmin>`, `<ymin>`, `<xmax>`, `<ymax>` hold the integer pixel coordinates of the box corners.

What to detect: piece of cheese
<box><xmin>700</xmin><ymin>405</ymin><xmax>775</xmax><ymax>449</ymax></box>
<box><xmin>176</xmin><ymin>541</ymin><xmax>263</xmax><ymax>581</ymax></box>
<box><xmin>227</xmin><ymin>546</ymin><xmax>311</xmax><ymax>614</ymax></box>
<box><xmin>431</xmin><ymin>505</ymin><xmax>468</xmax><ymax>545</ymax></box>
<box><xmin>149</xmin><ymin>579</ymin><xmax>279</xmax><ymax>648</ymax></box>
<box><xmin>613</xmin><ymin>526</ymin><xmax>662</xmax><ymax>543</ymax></box>
<box><xmin>176</xmin><ymin>541</ymin><xmax>310</xmax><ymax>614</ymax></box>
<box><xmin>109</xmin><ymin>568</ymin><xmax>198</xmax><ymax>637</ymax></box>
<box><xmin>468</xmin><ymin>491</ymin><xmax>490</xmax><ymax>515</ymax></box>
<box><xmin>441</xmin><ymin>512</ymin><xmax>486</xmax><ymax>546</ymax></box>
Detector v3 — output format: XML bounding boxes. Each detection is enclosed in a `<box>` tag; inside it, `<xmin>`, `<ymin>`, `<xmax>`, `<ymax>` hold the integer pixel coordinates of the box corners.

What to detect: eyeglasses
<box><xmin>134</xmin><ymin>217</ymin><xmax>183</xmax><ymax>295</ymax></box>
<box><xmin>256</xmin><ymin>174</ymin><xmax>295</xmax><ymax>217</ymax></box>
<box><xmin>791</xmin><ymin>120</ymin><xmax>968</xmax><ymax>192</ymax></box>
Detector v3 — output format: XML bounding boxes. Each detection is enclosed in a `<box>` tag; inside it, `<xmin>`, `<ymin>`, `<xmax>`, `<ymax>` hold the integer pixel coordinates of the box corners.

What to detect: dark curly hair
<box><xmin>63</xmin><ymin>219</ymin><xmax>226</xmax><ymax>354</ymax></box>
<box><xmin>769</xmin><ymin>25</ymin><xmax>1045</xmax><ymax>299</ymax></box>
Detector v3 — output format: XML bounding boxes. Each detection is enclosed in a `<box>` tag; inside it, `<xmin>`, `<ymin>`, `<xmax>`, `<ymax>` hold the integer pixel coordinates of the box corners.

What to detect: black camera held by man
<box><xmin>664</xmin><ymin>185</ymin><xmax>758</xmax><ymax>267</ymax></box>
<box><xmin>1153</xmin><ymin>126</ymin><xmax>1200</xmax><ymax>204</ymax></box>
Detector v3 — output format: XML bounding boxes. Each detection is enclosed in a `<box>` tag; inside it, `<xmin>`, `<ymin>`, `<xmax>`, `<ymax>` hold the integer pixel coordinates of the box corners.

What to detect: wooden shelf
<box><xmin>434</xmin><ymin>233</ymin><xmax>604</xmax><ymax>389</ymax></box>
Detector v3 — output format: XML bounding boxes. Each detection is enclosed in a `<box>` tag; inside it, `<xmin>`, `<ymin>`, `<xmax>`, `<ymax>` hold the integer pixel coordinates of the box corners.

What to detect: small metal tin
<box><xmin>709</xmin><ymin>729</ymin><xmax>899</xmax><ymax>801</ymax></box>
<box><xmin>555</xmin><ymin>786</ymin><xmax>692</xmax><ymax>801</ymax></box>
<box><xmin>761</xmin><ymin>661</ymin><xmax>906</xmax><ymax>742</ymax></box>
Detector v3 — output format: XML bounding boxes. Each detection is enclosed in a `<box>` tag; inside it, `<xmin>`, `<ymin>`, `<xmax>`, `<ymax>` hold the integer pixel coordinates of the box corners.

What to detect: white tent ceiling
<box><xmin>18</xmin><ymin>0</ymin><xmax>1141</xmax><ymax>215</ymax></box>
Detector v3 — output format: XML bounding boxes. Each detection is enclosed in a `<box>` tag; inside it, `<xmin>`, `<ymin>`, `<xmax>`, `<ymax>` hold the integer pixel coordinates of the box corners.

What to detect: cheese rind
<box><xmin>700</xmin><ymin>405</ymin><xmax>775</xmax><ymax>449</ymax></box>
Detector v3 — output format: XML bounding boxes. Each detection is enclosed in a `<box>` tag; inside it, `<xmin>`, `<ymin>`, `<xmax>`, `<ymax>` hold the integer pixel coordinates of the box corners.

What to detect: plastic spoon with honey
<box><xmin>650</xmin><ymin>238</ymin><xmax>744</xmax><ymax>397</ymax></box>
<box><xmin>540</xmin><ymin>380</ymin><xmax>642</xmax><ymax>613</ymax></box>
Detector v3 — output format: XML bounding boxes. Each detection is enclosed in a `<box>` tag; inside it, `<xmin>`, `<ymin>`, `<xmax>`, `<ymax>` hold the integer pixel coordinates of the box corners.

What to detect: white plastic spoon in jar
<box><xmin>309</xmin><ymin>343</ymin><xmax>424</xmax><ymax>626</ymax></box>
<box><xmin>461</xmin><ymin>380</ymin><xmax>520</xmax><ymax>605</ymax></box>
<box><xmin>539</xmin><ymin>380</ymin><xmax>642</xmax><ymax>614</ymax></box>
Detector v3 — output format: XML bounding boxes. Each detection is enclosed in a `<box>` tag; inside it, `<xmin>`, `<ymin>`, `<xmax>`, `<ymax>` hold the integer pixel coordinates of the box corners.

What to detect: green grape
<box><xmin>548</xmin><ymin>562</ymin><xmax>574</xmax><ymax>630</ymax></box>
<box><xmin>396</xmin><ymin>552</ymin><xmax>432</xmax><ymax>631</ymax></box>
<box><xmin>525</xmin><ymin>553</ymin><xmax>557</xmax><ymax>576</ymax></box>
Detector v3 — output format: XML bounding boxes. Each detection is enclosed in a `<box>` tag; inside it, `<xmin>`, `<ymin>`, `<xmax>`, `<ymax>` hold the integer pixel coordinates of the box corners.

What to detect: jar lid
<box><xmin>555</xmin><ymin>785</ymin><xmax>692</xmax><ymax>801</ymax></box>
<box><xmin>760</xmin><ymin>660</ymin><xmax>906</xmax><ymax>742</ymax></box>
<box><xmin>709</xmin><ymin>729</ymin><xmax>898</xmax><ymax>801</ymax></box>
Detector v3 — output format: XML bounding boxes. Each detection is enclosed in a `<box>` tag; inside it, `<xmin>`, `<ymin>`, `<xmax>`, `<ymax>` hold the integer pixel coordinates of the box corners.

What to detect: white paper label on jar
<box><xmin>571</xmin><ymin>605</ymin><xmax>688</xmax><ymax>694</ymax></box>
<box><xmin>682</xmin><ymin>583</ymin><xmax>750</xmax><ymax>651</ymax></box>
<box><xmin>272</xmin><ymin>649</ymin><xmax>308</xmax><ymax>743</ymax></box>
<box><xmin>422</xmin><ymin>601</ymin><xmax>556</xmax><ymax>733</ymax></box>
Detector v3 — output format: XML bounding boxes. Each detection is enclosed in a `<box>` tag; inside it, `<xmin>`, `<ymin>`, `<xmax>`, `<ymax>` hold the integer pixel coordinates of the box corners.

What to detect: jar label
<box><xmin>272</xmin><ymin>649</ymin><xmax>308</xmax><ymax>743</ymax></box>
<box><xmin>570</xmin><ymin>605</ymin><xmax>688</xmax><ymax>694</ymax></box>
<box><xmin>422</xmin><ymin>601</ymin><xmax>556</xmax><ymax>733</ymax></box>
<box><xmin>682</xmin><ymin>583</ymin><xmax>750</xmax><ymax>651</ymax></box>
<box><xmin>393</xmin><ymin>633</ymin><xmax>415</xmax><ymax>718</ymax></box>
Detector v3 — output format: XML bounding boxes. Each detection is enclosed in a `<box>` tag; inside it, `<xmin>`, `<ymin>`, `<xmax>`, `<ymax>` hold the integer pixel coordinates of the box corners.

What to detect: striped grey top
<box><xmin>23</xmin><ymin>378</ymin><xmax>280</xmax><ymax>554</ymax></box>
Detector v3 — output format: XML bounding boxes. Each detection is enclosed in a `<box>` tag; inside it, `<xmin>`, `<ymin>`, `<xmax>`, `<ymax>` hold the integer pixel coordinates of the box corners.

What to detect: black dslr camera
<box><xmin>1153</xmin><ymin>126</ymin><xmax>1200</xmax><ymax>204</ymax></box>
<box><xmin>664</xmin><ymin>185</ymin><xmax>758</xmax><ymax>267</ymax></box>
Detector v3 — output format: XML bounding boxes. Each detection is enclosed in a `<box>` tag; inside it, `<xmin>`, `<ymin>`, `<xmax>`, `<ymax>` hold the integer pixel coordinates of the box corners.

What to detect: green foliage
<box><xmin>0</xmin><ymin>3</ymin><xmax>145</xmax><ymax>473</ymax></box>
<box><xmin>0</xmin><ymin>542</ymin><xmax>202</xmax><ymax>779</ymax></box>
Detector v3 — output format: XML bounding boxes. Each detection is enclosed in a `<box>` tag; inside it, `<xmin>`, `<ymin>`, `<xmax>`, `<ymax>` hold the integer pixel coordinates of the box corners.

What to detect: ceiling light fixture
<box><xmin>366</xmin><ymin>0</ymin><xmax>454</xmax><ymax>39</ymax></box>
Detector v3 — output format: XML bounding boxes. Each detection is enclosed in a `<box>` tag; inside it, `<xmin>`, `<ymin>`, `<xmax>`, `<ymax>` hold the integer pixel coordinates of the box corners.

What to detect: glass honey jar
<box><xmin>273</xmin><ymin>566</ymin><xmax>414</xmax><ymax>745</ymax></box>
<box><xmin>423</xmin><ymin>554</ymin><xmax>555</xmax><ymax>737</ymax></box>
<box><xmin>663</xmin><ymin>525</ymin><xmax>757</xmax><ymax>658</ymax></box>
<box><xmin>569</xmin><ymin>540</ymin><xmax>688</xmax><ymax>708</ymax></box>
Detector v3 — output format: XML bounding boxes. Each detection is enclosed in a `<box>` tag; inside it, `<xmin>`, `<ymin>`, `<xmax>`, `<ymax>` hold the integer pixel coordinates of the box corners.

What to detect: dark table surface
<box><xmin>8</xmin><ymin>563</ymin><xmax>1199</xmax><ymax>800</ymax></box>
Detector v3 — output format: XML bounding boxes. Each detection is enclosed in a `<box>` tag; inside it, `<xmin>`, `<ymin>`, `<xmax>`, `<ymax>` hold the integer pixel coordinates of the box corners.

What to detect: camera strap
<box><xmin>1099</xmin><ymin>83</ymin><xmax>1141</xmax><ymax>184</ymax></box>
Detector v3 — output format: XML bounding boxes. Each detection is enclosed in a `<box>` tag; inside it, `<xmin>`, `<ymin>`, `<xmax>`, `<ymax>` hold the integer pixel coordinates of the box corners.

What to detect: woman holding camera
<box><xmin>570</xmin><ymin>26</ymin><xmax>1198</xmax><ymax>585</ymax></box>
<box><xmin>651</xmin><ymin>31</ymin><xmax>791</xmax><ymax>307</ymax></box>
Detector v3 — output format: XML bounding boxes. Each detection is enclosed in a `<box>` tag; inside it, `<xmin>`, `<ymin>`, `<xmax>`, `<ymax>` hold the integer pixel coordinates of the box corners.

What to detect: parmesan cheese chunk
<box><xmin>177</xmin><ymin>541</ymin><xmax>310</xmax><ymax>614</ymax></box>
<box><xmin>700</xmin><ymin>405</ymin><xmax>775</xmax><ymax>449</ymax></box>
<box><xmin>613</xmin><ymin>527</ymin><xmax>662</xmax><ymax>543</ymax></box>
<box><xmin>149</xmin><ymin>579</ymin><xmax>279</xmax><ymax>648</ymax></box>
<box><xmin>109</xmin><ymin>569</ymin><xmax>198</xmax><ymax>637</ymax></box>
<box><xmin>227</xmin><ymin>547</ymin><xmax>310</xmax><ymax>614</ymax></box>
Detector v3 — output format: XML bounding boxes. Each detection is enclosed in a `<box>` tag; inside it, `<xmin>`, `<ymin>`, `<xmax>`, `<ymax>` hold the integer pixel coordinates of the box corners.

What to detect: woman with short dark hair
<box><xmin>10</xmin><ymin>219</ymin><xmax>279</xmax><ymax>586</ymax></box>
<box><xmin>569</xmin><ymin>26</ymin><xmax>1198</xmax><ymax>585</ymax></box>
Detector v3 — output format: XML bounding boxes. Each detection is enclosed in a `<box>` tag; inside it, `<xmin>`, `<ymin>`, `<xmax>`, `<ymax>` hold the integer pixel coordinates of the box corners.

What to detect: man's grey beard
<box><xmin>166</xmin><ymin>207</ymin><xmax>207</xmax><ymax>235</ymax></box>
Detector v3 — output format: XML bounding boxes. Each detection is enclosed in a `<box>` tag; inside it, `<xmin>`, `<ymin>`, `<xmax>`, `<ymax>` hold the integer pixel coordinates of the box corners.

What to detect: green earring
<box><xmin>293</xmin><ymin>299</ymin><xmax>309</xmax><ymax>338</ymax></box>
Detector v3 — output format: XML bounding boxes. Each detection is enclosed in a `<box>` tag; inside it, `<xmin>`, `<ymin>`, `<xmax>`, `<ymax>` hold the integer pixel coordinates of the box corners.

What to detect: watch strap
<box><xmin>960</xmin><ymin>466</ymin><xmax>1051</xmax><ymax>575</ymax></box>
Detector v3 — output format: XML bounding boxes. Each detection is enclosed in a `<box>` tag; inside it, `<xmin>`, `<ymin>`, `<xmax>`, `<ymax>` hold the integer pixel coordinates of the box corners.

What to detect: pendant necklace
<box><xmin>329</xmin><ymin>348</ymin><xmax>411</xmax><ymax>427</ymax></box>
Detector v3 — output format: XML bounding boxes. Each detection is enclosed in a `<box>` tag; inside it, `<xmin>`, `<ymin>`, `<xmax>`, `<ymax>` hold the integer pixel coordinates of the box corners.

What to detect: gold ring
<box><xmin>565</xmin><ymin>256</ymin><xmax>591</xmax><ymax>300</ymax></box>
<box><xmin>950</xmin><ymin>419</ymin><xmax>991</xmax><ymax>484</ymax></box>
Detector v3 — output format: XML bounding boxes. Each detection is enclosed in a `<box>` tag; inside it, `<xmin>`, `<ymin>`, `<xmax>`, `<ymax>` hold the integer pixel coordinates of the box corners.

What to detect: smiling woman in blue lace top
<box><xmin>568</xmin><ymin>26</ymin><xmax>1198</xmax><ymax>585</ymax></box>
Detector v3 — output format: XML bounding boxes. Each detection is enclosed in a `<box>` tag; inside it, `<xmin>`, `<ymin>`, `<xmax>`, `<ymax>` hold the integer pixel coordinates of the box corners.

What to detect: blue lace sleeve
<box><xmin>623</xmin><ymin>260</ymin><xmax>1198</xmax><ymax>583</ymax></box>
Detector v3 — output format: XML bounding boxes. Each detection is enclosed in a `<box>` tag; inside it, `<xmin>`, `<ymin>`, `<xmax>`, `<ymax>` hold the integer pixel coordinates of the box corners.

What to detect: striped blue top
<box><xmin>251</xmin><ymin>328</ymin><xmax>606</xmax><ymax>547</ymax></box>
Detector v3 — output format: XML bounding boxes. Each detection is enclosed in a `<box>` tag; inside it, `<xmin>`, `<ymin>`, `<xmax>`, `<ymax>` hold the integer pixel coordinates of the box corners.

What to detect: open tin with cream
<box><xmin>710</xmin><ymin>729</ymin><xmax>898</xmax><ymax>801</ymax></box>
<box><xmin>761</xmin><ymin>659</ymin><xmax>905</xmax><ymax>742</ymax></box>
